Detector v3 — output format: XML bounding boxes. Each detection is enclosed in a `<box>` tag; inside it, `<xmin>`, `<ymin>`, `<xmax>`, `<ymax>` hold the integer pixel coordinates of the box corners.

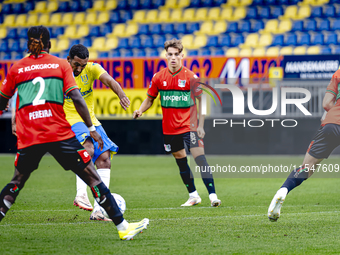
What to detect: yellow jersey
<box><xmin>64</xmin><ymin>62</ymin><xmax>106</xmax><ymax>126</ymax></box>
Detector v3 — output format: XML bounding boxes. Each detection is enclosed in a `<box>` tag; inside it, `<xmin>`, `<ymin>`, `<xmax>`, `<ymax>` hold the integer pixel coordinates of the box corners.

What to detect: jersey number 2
<box><xmin>32</xmin><ymin>77</ymin><xmax>46</xmax><ymax>106</ymax></box>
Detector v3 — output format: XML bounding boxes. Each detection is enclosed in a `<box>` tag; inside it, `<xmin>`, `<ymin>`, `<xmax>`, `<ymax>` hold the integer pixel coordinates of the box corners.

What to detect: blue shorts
<box><xmin>71</xmin><ymin>122</ymin><xmax>119</xmax><ymax>163</ymax></box>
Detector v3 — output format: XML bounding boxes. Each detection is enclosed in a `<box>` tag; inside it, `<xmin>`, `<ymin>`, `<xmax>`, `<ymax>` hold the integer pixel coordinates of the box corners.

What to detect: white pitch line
<box><xmin>0</xmin><ymin>210</ymin><xmax>339</xmax><ymax>227</ymax></box>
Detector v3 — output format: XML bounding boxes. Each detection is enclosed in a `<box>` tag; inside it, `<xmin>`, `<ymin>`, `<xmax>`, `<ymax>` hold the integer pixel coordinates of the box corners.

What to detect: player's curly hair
<box><xmin>164</xmin><ymin>38</ymin><xmax>183</xmax><ymax>53</ymax></box>
<box><xmin>69</xmin><ymin>44</ymin><xmax>89</xmax><ymax>60</ymax></box>
<box><xmin>27</xmin><ymin>26</ymin><xmax>50</xmax><ymax>59</ymax></box>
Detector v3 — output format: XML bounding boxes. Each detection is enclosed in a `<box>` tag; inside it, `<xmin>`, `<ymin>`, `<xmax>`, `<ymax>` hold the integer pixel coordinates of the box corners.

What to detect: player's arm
<box><xmin>196</xmin><ymin>95</ymin><xmax>205</xmax><ymax>139</ymax></box>
<box><xmin>133</xmin><ymin>96</ymin><xmax>154</xmax><ymax>119</ymax></box>
<box><xmin>68</xmin><ymin>89</ymin><xmax>103</xmax><ymax>150</ymax></box>
<box><xmin>323</xmin><ymin>91</ymin><xmax>336</xmax><ymax>112</ymax></box>
<box><xmin>99</xmin><ymin>73</ymin><xmax>130</xmax><ymax>111</ymax></box>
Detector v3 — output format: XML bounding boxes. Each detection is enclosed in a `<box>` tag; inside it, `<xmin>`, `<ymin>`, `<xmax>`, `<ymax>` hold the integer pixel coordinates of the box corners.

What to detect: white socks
<box><xmin>189</xmin><ymin>190</ymin><xmax>199</xmax><ymax>198</ymax></box>
<box><xmin>93</xmin><ymin>168</ymin><xmax>111</xmax><ymax>209</ymax></box>
<box><xmin>116</xmin><ymin>219</ymin><xmax>129</xmax><ymax>231</ymax></box>
<box><xmin>76</xmin><ymin>175</ymin><xmax>88</xmax><ymax>197</ymax></box>
<box><xmin>209</xmin><ymin>193</ymin><xmax>218</xmax><ymax>201</ymax></box>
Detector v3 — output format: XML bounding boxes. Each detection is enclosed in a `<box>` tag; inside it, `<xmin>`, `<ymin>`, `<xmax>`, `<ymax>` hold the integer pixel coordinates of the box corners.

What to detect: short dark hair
<box><xmin>27</xmin><ymin>26</ymin><xmax>50</xmax><ymax>58</ymax></box>
<box><xmin>164</xmin><ymin>38</ymin><xmax>183</xmax><ymax>53</ymax></box>
<box><xmin>69</xmin><ymin>44</ymin><xmax>89</xmax><ymax>59</ymax></box>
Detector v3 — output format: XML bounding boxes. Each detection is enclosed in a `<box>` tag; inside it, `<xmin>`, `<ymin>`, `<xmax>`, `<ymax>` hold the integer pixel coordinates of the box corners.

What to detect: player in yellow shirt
<box><xmin>64</xmin><ymin>44</ymin><xmax>130</xmax><ymax>221</ymax></box>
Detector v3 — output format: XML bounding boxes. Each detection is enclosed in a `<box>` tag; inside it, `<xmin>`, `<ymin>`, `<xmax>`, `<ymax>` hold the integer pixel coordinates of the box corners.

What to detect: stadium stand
<box><xmin>0</xmin><ymin>0</ymin><xmax>339</xmax><ymax>59</ymax></box>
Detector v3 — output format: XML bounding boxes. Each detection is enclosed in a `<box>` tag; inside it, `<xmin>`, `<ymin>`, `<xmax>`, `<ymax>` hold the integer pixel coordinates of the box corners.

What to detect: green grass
<box><xmin>1</xmin><ymin>154</ymin><xmax>340</xmax><ymax>254</ymax></box>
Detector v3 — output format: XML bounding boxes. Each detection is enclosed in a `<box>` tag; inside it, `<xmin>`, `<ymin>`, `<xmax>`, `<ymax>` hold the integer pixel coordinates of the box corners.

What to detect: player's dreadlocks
<box><xmin>164</xmin><ymin>38</ymin><xmax>183</xmax><ymax>53</ymax></box>
<box><xmin>69</xmin><ymin>44</ymin><xmax>89</xmax><ymax>60</ymax></box>
<box><xmin>27</xmin><ymin>26</ymin><xmax>50</xmax><ymax>59</ymax></box>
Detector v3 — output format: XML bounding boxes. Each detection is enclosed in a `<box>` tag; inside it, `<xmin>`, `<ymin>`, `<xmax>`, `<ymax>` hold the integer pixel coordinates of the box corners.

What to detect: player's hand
<box><xmin>90</xmin><ymin>131</ymin><xmax>104</xmax><ymax>151</ymax></box>
<box><xmin>197</xmin><ymin>127</ymin><xmax>205</xmax><ymax>139</ymax></box>
<box><xmin>133</xmin><ymin>110</ymin><xmax>142</xmax><ymax>119</ymax></box>
<box><xmin>11</xmin><ymin>121</ymin><xmax>17</xmax><ymax>136</ymax></box>
<box><xmin>119</xmin><ymin>96</ymin><xmax>130</xmax><ymax>111</ymax></box>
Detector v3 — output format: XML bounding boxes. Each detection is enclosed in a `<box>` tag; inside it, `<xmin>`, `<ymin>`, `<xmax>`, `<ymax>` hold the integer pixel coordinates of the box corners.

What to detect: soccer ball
<box><xmin>102</xmin><ymin>193</ymin><xmax>126</xmax><ymax>217</ymax></box>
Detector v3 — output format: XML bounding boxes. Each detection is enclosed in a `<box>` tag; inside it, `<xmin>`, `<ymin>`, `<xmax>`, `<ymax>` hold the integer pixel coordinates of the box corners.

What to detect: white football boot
<box><xmin>181</xmin><ymin>196</ymin><xmax>202</xmax><ymax>206</ymax></box>
<box><xmin>268</xmin><ymin>188</ymin><xmax>288</xmax><ymax>222</ymax></box>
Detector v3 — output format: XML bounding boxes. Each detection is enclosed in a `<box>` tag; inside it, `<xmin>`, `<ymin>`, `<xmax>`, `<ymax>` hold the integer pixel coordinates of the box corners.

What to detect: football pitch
<box><xmin>1</xmin><ymin>154</ymin><xmax>340</xmax><ymax>254</ymax></box>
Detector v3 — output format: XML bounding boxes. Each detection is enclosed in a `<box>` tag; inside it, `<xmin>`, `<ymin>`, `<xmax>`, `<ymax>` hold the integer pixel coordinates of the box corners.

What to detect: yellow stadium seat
<box><xmin>211</xmin><ymin>21</ymin><xmax>227</xmax><ymax>35</ymax></box>
<box><xmin>170</xmin><ymin>9</ymin><xmax>182</xmax><ymax>22</ymax></box>
<box><xmin>240</xmin><ymin>33</ymin><xmax>259</xmax><ymax>48</ymax></box>
<box><xmin>220</xmin><ymin>7</ymin><xmax>233</xmax><ymax>20</ymax></box>
<box><xmin>222</xmin><ymin>0</ymin><xmax>239</xmax><ymax>6</ymax></box>
<box><xmin>181</xmin><ymin>34</ymin><xmax>194</xmax><ymax>49</ymax></box>
<box><xmin>61</xmin><ymin>13</ymin><xmax>74</xmax><ymax>26</ymax></box>
<box><xmin>46</xmin><ymin>1</ymin><xmax>58</xmax><ymax>13</ymax></box>
<box><xmin>258</xmin><ymin>34</ymin><xmax>273</xmax><ymax>47</ymax></box>
<box><xmin>15</xmin><ymin>14</ymin><xmax>27</xmax><ymax>27</ymax></box>
<box><xmin>55</xmin><ymin>38</ymin><xmax>70</xmax><ymax>52</ymax></box>
<box><xmin>158</xmin><ymin>9</ymin><xmax>170</xmax><ymax>23</ymax></box>
<box><xmin>195</xmin><ymin>8</ymin><xmax>208</xmax><ymax>22</ymax></box>
<box><xmin>26</xmin><ymin>14</ymin><xmax>39</xmax><ymax>26</ymax></box>
<box><xmin>239</xmin><ymin>48</ymin><xmax>252</xmax><ymax>57</ymax></box>
<box><xmin>104</xmin><ymin>37</ymin><xmax>118</xmax><ymax>51</ymax></box>
<box><xmin>266</xmin><ymin>46</ymin><xmax>280</xmax><ymax>56</ymax></box>
<box><xmin>280</xmin><ymin>46</ymin><xmax>293</xmax><ymax>55</ymax></box>
<box><xmin>275</xmin><ymin>19</ymin><xmax>292</xmax><ymax>34</ymax></box>
<box><xmin>207</xmin><ymin>7</ymin><xmax>221</xmax><ymax>20</ymax></box>
<box><xmin>295</xmin><ymin>5</ymin><xmax>311</xmax><ymax>20</ymax></box>
<box><xmin>123</xmin><ymin>23</ymin><xmax>138</xmax><ymax>37</ymax></box>
<box><xmin>49</xmin><ymin>38</ymin><xmax>58</xmax><ymax>53</ymax></box>
<box><xmin>226</xmin><ymin>47</ymin><xmax>239</xmax><ymax>57</ymax></box>
<box><xmin>260</xmin><ymin>19</ymin><xmax>279</xmax><ymax>34</ymax></box>
<box><xmin>253</xmin><ymin>47</ymin><xmax>266</xmax><ymax>56</ymax></box>
<box><xmin>85</xmin><ymin>12</ymin><xmax>97</xmax><ymax>25</ymax></box>
<box><xmin>191</xmin><ymin>35</ymin><xmax>207</xmax><ymax>49</ymax></box>
<box><xmin>30</xmin><ymin>1</ymin><xmax>46</xmax><ymax>13</ymax></box>
<box><xmin>195</xmin><ymin>21</ymin><xmax>213</xmax><ymax>35</ymax></box>
<box><xmin>280</xmin><ymin>5</ymin><xmax>298</xmax><ymax>20</ymax></box>
<box><xmin>2</xmin><ymin>15</ymin><xmax>16</xmax><ymax>27</ymax></box>
<box><xmin>239</xmin><ymin>0</ymin><xmax>253</xmax><ymax>6</ymax></box>
<box><xmin>307</xmin><ymin>45</ymin><xmax>320</xmax><ymax>54</ymax></box>
<box><xmin>145</xmin><ymin>10</ymin><xmax>158</xmax><ymax>23</ymax></box>
<box><xmin>97</xmin><ymin>12</ymin><xmax>110</xmax><ymax>24</ymax></box>
<box><xmin>0</xmin><ymin>27</ymin><xmax>7</xmax><ymax>39</ymax></box>
<box><xmin>73</xmin><ymin>12</ymin><xmax>86</xmax><ymax>25</ymax></box>
<box><xmin>89</xmin><ymin>50</ymin><xmax>98</xmax><ymax>60</ymax></box>
<box><xmin>161</xmin><ymin>0</ymin><xmax>177</xmax><ymax>9</ymax></box>
<box><xmin>38</xmin><ymin>14</ymin><xmax>49</xmax><ymax>26</ymax></box>
<box><xmin>110</xmin><ymin>24</ymin><xmax>125</xmax><ymax>37</ymax></box>
<box><xmin>49</xmin><ymin>13</ymin><xmax>62</xmax><ymax>26</ymax></box>
<box><xmin>231</xmin><ymin>7</ymin><xmax>246</xmax><ymax>21</ymax></box>
<box><xmin>177</xmin><ymin>0</ymin><xmax>190</xmax><ymax>8</ymax></box>
<box><xmin>298</xmin><ymin>0</ymin><xmax>328</xmax><ymax>5</ymax></box>
<box><xmin>106</xmin><ymin>0</ymin><xmax>117</xmax><ymax>11</ymax></box>
<box><xmin>182</xmin><ymin>8</ymin><xmax>195</xmax><ymax>22</ymax></box>
<box><xmin>59</xmin><ymin>25</ymin><xmax>77</xmax><ymax>39</ymax></box>
<box><xmin>293</xmin><ymin>46</ymin><xmax>306</xmax><ymax>54</ymax></box>
<box><xmin>75</xmin><ymin>25</ymin><xmax>89</xmax><ymax>39</ymax></box>
<box><xmin>91</xmin><ymin>37</ymin><xmax>106</xmax><ymax>51</ymax></box>
<box><xmin>131</xmin><ymin>10</ymin><xmax>146</xmax><ymax>23</ymax></box>
<box><xmin>89</xmin><ymin>0</ymin><xmax>105</xmax><ymax>12</ymax></box>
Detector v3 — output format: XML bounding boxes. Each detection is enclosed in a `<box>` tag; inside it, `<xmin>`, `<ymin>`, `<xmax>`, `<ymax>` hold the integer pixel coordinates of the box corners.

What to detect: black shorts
<box><xmin>15</xmin><ymin>137</ymin><xmax>91</xmax><ymax>175</ymax></box>
<box><xmin>307</xmin><ymin>124</ymin><xmax>340</xmax><ymax>159</ymax></box>
<box><xmin>163</xmin><ymin>131</ymin><xmax>204</xmax><ymax>154</ymax></box>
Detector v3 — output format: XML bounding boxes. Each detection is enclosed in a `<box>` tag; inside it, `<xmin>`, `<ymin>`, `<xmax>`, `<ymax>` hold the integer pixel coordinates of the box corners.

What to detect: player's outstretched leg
<box><xmin>90</xmin><ymin>182</ymin><xmax>149</xmax><ymax>240</ymax></box>
<box><xmin>0</xmin><ymin>183</ymin><xmax>21</xmax><ymax>222</ymax></box>
<box><xmin>195</xmin><ymin>155</ymin><xmax>221</xmax><ymax>207</ymax></box>
<box><xmin>90</xmin><ymin>168</ymin><xmax>111</xmax><ymax>221</ymax></box>
<box><xmin>268</xmin><ymin>166</ymin><xmax>309</xmax><ymax>222</ymax></box>
<box><xmin>74</xmin><ymin>175</ymin><xmax>93</xmax><ymax>211</ymax></box>
<box><xmin>176</xmin><ymin>157</ymin><xmax>201</xmax><ymax>206</ymax></box>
